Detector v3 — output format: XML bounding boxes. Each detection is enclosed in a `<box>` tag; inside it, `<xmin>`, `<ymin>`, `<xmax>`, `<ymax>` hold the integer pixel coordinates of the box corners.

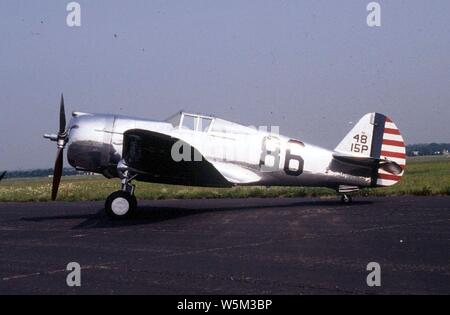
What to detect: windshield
<box><xmin>165</xmin><ymin>112</ymin><xmax>183</xmax><ymax>127</ymax></box>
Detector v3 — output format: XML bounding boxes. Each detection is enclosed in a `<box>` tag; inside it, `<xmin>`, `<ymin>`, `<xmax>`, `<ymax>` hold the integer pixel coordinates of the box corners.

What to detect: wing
<box><xmin>122</xmin><ymin>129</ymin><xmax>232</xmax><ymax>187</ymax></box>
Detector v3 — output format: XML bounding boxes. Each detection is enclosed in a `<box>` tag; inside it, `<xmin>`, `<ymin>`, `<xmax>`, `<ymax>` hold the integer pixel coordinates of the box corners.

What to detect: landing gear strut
<box><xmin>105</xmin><ymin>161</ymin><xmax>138</xmax><ymax>219</ymax></box>
<box><xmin>340</xmin><ymin>194</ymin><xmax>353</xmax><ymax>204</ymax></box>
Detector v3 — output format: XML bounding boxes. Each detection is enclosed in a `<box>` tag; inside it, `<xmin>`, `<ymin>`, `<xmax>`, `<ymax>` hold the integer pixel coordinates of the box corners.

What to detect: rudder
<box><xmin>377</xmin><ymin>115</ymin><xmax>406</xmax><ymax>186</ymax></box>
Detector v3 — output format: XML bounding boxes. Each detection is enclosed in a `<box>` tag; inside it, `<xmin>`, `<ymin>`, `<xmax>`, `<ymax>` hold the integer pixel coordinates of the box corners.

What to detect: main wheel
<box><xmin>105</xmin><ymin>191</ymin><xmax>137</xmax><ymax>219</ymax></box>
<box><xmin>340</xmin><ymin>194</ymin><xmax>353</xmax><ymax>204</ymax></box>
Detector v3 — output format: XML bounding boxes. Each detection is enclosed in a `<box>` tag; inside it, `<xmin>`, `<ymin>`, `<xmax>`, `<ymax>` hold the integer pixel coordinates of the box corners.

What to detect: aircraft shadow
<box><xmin>20</xmin><ymin>199</ymin><xmax>373</xmax><ymax>230</ymax></box>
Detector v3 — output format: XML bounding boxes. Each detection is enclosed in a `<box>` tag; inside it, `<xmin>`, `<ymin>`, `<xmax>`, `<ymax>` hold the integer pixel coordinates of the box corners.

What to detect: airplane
<box><xmin>44</xmin><ymin>95</ymin><xmax>406</xmax><ymax>219</ymax></box>
<box><xmin>0</xmin><ymin>171</ymin><xmax>6</xmax><ymax>182</ymax></box>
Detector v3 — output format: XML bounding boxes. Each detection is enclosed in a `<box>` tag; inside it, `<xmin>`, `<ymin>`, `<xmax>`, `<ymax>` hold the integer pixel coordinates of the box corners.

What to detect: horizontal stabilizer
<box><xmin>332</xmin><ymin>153</ymin><xmax>403</xmax><ymax>175</ymax></box>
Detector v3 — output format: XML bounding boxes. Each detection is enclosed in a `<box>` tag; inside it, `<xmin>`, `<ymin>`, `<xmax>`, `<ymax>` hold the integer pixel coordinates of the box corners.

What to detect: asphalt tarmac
<box><xmin>0</xmin><ymin>196</ymin><xmax>449</xmax><ymax>294</ymax></box>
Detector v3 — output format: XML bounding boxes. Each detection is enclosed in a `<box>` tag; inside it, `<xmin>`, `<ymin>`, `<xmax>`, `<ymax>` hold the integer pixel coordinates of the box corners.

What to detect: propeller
<box><xmin>44</xmin><ymin>94</ymin><xmax>68</xmax><ymax>200</ymax></box>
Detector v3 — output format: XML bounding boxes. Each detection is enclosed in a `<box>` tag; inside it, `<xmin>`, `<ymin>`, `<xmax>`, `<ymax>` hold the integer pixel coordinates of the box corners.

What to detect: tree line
<box><xmin>406</xmin><ymin>143</ymin><xmax>450</xmax><ymax>156</ymax></box>
<box><xmin>2</xmin><ymin>168</ymin><xmax>81</xmax><ymax>179</ymax></box>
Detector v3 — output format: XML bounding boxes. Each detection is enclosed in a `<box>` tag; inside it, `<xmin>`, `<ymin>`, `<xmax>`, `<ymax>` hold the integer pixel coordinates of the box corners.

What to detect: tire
<box><xmin>341</xmin><ymin>194</ymin><xmax>353</xmax><ymax>204</ymax></box>
<box><xmin>105</xmin><ymin>191</ymin><xmax>137</xmax><ymax>219</ymax></box>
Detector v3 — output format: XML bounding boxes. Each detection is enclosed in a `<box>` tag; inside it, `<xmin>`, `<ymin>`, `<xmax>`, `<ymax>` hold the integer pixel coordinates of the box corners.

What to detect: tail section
<box><xmin>334</xmin><ymin>113</ymin><xmax>406</xmax><ymax>187</ymax></box>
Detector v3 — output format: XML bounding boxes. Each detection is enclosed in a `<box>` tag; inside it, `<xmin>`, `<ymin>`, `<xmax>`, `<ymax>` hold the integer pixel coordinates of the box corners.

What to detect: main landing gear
<box><xmin>105</xmin><ymin>161</ymin><xmax>138</xmax><ymax>219</ymax></box>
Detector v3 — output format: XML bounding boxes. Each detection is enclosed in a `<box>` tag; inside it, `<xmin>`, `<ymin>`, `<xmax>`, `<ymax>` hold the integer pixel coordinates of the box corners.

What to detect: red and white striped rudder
<box><xmin>377</xmin><ymin>116</ymin><xmax>406</xmax><ymax>187</ymax></box>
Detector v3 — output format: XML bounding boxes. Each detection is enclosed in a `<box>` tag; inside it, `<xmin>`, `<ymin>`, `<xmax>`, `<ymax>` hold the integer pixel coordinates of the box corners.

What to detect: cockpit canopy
<box><xmin>166</xmin><ymin>111</ymin><xmax>213</xmax><ymax>132</ymax></box>
<box><xmin>165</xmin><ymin>111</ymin><xmax>258</xmax><ymax>135</ymax></box>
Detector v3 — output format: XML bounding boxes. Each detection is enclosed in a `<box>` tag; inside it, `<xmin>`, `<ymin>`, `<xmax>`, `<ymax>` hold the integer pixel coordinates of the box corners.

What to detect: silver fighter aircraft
<box><xmin>44</xmin><ymin>95</ymin><xmax>406</xmax><ymax>219</ymax></box>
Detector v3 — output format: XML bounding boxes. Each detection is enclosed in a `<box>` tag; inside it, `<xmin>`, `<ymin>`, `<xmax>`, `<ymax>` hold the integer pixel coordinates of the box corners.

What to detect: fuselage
<box><xmin>66</xmin><ymin>112</ymin><xmax>372</xmax><ymax>189</ymax></box>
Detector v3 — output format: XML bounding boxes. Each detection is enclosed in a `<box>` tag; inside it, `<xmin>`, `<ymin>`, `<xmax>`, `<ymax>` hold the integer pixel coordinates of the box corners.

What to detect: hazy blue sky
<box><xmin>1</xmin><ymin>0</ymin><xmax>449</xmax><ymax>170</ymax></box>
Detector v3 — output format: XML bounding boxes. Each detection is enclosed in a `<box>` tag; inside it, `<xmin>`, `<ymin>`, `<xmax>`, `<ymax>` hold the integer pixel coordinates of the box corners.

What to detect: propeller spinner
<box><xmin>44</xmin><ymin>94</ymin><xmax>68</xmax><ymax>200</ymax></box>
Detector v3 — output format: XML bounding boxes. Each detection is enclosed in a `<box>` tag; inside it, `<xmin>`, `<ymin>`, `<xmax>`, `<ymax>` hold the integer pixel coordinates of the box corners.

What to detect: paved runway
<box><xmin>0</xmin><ymin>196</ymin><xmax>449</xmax><ymax>294</ymax></box>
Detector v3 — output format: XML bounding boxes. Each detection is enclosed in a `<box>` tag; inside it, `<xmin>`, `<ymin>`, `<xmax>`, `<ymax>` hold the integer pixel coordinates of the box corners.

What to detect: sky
<box><xmin>0</xmin><ymin>0</ymin><xmax>449</xmax><ymax>170</ymax></box>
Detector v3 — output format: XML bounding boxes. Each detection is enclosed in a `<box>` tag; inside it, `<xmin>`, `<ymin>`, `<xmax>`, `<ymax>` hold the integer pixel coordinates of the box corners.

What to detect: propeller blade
<box><xmin>51</xmin><ymin>148</ymin><xmax>64</xmax><ymax>200</ymax></box>
<box><xmin>0</xmin><ymin>171</ymin><xmax>6</xmax><ymax>181</ymax></box>
<box><xmin>59</xmin><ymin>94</ymin><xmax>66</xmax><ymax>134</ymax></box>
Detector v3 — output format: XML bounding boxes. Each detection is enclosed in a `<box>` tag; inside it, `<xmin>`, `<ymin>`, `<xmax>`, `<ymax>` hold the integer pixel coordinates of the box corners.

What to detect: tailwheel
<box><xmin>340</xmin><ymin>194</ymin><xmax>353</xmax><ymax>204</ymax></box>
<box><xmin>105</xmin><ymin>190</ymin><xmax>137</xmax><ymax>219</ymax></box>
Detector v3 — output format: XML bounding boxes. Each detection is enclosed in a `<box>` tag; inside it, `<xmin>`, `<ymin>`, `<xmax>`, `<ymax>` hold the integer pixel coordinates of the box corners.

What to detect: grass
<box><xmin>1</xmin><ymin>156</ymin><xmax>449</xmax><ymax>202</ymax></box>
